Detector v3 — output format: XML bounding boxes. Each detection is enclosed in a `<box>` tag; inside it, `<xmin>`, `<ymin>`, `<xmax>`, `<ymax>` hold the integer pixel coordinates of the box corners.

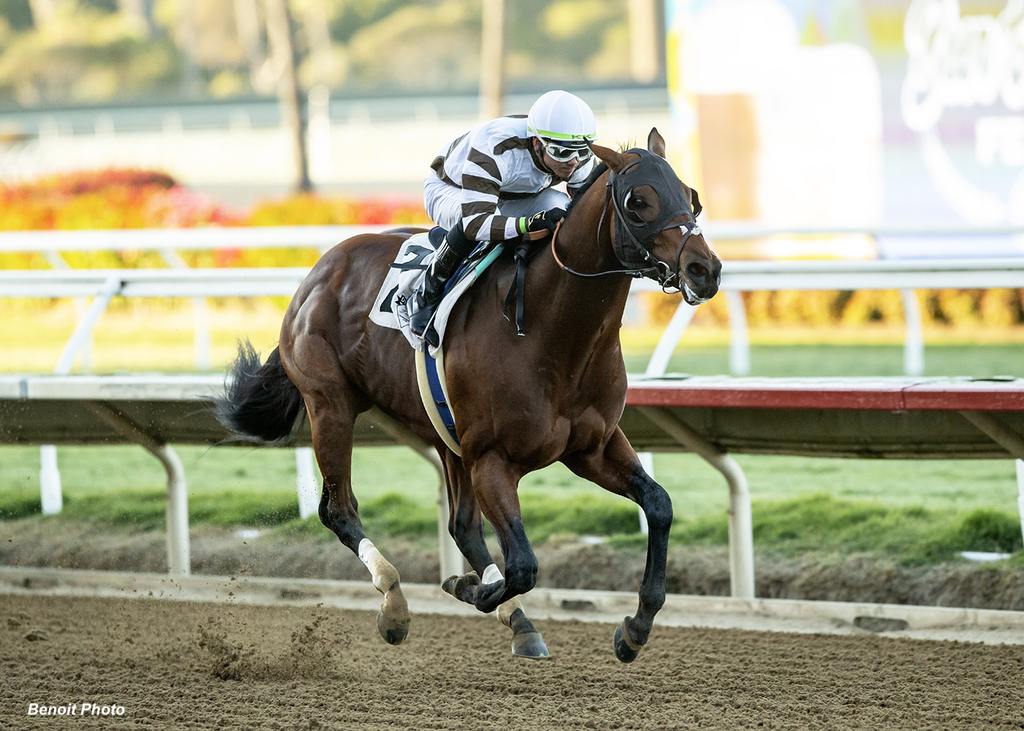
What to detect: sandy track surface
<box><xmin>3</xmin><ymin>594</ymin><xmax>1023</xmax><ymax>730</ymax></box>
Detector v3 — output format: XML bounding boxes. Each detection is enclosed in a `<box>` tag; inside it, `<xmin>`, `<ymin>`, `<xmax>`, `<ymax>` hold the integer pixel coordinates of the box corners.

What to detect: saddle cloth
<box><xmin>369</xmin><ymin>229</ymin><xmax>503</xmax><ymax>356</ymax></box>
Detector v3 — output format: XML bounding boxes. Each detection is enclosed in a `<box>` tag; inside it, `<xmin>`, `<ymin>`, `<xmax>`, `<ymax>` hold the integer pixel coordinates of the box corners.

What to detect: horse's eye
<box><xmin>623</xmin><ymin>191</ymin><xmax>649</xmax><ymax>223</ymax></box>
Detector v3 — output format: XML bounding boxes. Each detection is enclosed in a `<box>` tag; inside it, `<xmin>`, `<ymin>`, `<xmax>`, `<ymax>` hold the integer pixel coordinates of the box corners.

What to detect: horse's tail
<box><xmin>216</xmin><ymin>341</ymin><xmax>304</xmax><ymax>443</ymax></box>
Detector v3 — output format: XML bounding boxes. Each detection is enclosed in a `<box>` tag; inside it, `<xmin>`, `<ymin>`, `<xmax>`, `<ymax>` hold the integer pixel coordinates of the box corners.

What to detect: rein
<box><xmin>549</xmin><ymin>163</ymin><xmax>697</xmax><ymax>292</ymax></box>
<box><xmin>548</xmin><ymin>208</ymin><xmax>651</xmax><ymax>281</ymax></box>
<box><xmin>505</xmin><ymin>150</ymin><xmax>699</xmax><ymax>335</ymax></box>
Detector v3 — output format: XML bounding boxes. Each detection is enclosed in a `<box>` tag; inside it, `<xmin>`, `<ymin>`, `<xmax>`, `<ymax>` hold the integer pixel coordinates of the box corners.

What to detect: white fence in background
<box><xmin>1</xmin><ymin>225</ymin><xmax>1023</xmax><ymax>523</ymax></box>
<box><xmin>4</xmin><ymin>222</ymin><xmax>1023</xmax><ymax>374</ymax></box>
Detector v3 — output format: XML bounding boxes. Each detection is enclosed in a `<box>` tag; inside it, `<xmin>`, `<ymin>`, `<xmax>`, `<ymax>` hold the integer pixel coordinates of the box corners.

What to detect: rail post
<box><xmin>295</xmin><ymin>447</ymin><xmax>319</xmax><ymax>520</ymax></box>
<box><xmin>362</xmin><ymin>408</ymin><xmax>464</xmax><ymax>581</ymax></box>
<box><xmin>85</xmin><ymin>402</ymin><xmax>191</xmax><ymax>576</ymax></box>
<box><xmin>726</xmin><ymin>290</ymin><xmax>750</xmax><ymax>375</ymax></box>
<box><xmin>638</xmin><ymin>299</ymin><xmax>698</xmax><ymax>533</ymax></box>
<box><xmin>636</xmin><ymin>406</ymin><xmax>755</xmax><ymax>599</ymax></box>
<box><xmin>959</xmin><ymin>410</ymin><xmax>1024</xmax><ymax>547</ymax></box>
<box><xmin>41</xmin><ymin>275</ymin><xmax>122</xmax><ymax>515</ymax></box>
<box><xmin>901</xmin><ymin>289</ymin><xmax>924</xmax><ymax>376</ymax></box>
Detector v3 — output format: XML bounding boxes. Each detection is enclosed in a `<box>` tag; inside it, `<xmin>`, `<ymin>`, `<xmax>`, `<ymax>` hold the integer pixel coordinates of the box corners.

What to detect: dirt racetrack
<box><xmin>2</xmin><ymin>594</ymin><xmax>1023</xmax><ymax>730</ymax></box>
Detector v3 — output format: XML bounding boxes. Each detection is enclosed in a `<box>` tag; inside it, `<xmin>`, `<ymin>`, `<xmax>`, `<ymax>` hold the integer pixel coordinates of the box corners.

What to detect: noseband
<box><xmin>551</xmin><ymin>148</ymin><xmax>699</xmax><ymax>293</ymax></box>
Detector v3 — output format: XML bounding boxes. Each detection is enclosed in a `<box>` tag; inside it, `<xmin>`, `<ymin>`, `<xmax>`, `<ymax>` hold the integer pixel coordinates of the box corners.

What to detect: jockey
<box><xmin>411</xmin><ymin>89</ymin><xmax>598</xmax><ymax>343</ymax></box>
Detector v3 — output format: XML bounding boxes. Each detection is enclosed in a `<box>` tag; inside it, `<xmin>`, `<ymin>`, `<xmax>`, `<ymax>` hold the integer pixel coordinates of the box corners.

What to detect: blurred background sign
<box><xmin>666</xmin><ymin>0</ymin><xmax>1023</xmax><ymax>258</ymax></box>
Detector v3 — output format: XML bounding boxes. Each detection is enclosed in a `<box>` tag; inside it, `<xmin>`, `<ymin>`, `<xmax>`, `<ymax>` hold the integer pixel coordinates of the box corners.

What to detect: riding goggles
<box><xmin>542</xmin><ymin>141</ymin><xmax>593</xmax><ymax>163</ymax></box>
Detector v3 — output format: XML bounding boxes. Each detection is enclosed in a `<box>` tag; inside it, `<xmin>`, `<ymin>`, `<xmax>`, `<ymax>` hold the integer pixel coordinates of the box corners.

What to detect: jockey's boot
<box><xmin>410</xmin><ymin>235</ymin><xmax>465</xmax><ymax>347</ymax></box>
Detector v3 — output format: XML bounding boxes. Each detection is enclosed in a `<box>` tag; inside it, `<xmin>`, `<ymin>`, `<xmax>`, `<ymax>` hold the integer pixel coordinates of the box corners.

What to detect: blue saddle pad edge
<box><xmin>422</xmin><ymin>346</ymin><xmax>459</xmax><ymax>444</ymax></box>
<box><xmin>422</xmin><ymin>236</ymin><xmax>503</xmax><ymax>448</ymax></box>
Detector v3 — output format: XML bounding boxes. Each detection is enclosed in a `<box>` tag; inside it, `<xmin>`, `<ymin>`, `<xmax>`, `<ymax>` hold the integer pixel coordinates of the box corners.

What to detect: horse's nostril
<box><xmin>686</xmin><ymin>262</ymin><xmax>708</xmax><ymax>284</ymax></box>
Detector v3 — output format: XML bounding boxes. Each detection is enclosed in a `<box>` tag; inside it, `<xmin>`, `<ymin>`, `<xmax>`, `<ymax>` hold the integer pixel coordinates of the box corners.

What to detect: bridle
<box><xmin>550</xmin><ymin>148</ymin><xmax>700</xmax><ymax>294</ymax></box>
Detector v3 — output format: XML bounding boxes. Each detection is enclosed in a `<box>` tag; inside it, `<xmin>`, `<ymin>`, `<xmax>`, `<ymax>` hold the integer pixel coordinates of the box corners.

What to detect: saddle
<box><xmin>368</xmin><ymin>227</ymin><xmax>544</xmax><ymax>454</ymax></box>
<box><xmin>369</xmin><ymin>227</ymin><xmax>543</xmax><ymax>350</ymax></box>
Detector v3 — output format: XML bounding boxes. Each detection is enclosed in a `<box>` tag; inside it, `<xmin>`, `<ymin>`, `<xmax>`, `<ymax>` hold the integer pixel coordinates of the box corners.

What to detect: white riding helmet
<box><xmin>526</xmin><ymin>90</ymin><xmax>596</xmax><ymax>149</ymax></box>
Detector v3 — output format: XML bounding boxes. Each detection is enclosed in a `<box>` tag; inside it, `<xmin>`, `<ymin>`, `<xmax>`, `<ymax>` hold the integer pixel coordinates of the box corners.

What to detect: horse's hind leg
<box><xmin>440</xmin><ymin>453</ymin><xmax>549</xmax><ymax>659</ymax></box>
<box><xmin>305</xmin><ymin>389</ymin><xmax>410</xmax><ymax>645</ymax></box>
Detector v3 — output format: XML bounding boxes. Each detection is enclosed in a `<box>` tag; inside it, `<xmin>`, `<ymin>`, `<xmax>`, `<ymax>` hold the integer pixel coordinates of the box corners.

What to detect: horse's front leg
<box><xmin>563</xmin><ymin>428</ymin><xmax>672</xmax><ymax>663</ymax></box>
<box><xmin>466</xmin><ymin>452</ymin><xmax>538</xmax><ymax>615</ymax></box>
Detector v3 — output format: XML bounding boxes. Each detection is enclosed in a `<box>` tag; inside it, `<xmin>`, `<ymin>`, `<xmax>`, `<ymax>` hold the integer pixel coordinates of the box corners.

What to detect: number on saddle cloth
<box><xmin>427</xmin><ymin>225</ymin><xmax>447</xmax><ymax>252</ymax></box>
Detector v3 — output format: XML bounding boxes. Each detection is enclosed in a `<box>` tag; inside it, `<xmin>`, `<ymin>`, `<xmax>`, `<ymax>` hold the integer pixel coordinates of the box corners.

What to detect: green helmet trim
<box><xmin>528</xmin><ymin>127</ymin><xmax>595</xmax><ymax>143</ymax></box>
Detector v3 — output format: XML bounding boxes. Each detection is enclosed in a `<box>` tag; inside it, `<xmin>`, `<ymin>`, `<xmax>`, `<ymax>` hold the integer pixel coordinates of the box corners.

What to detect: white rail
<box><xmin>1</xmin><ymin>222</ymin><xmax>1021</xmax><ymax>253</ymax></box>
<box><xmin>3</xmin><ymin>222</ymin><xmax>1021</xmax><ymax>375</ymax></box>
<box><xmin>5</xmin><ymin>257</ymin><xmax>1021</xmax><ymax>382</ymax></box>
<box><xmin>633</xmin><ymin>257</ymin><xmax>1024</xmax><ymax>379</ymax></box>
<box><xmin>0</xmin><ymin>225</ymin><xmax>393</xmax><ymax>252</ymax></box>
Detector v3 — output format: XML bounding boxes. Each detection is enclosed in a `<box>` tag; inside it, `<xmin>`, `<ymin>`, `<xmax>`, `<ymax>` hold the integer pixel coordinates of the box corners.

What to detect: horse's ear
<box><xmin>689</xmin><ymin>186</ymin><xmax>703</xmax><ymax>217</ymax></box>
<box><xmin>590</xmin><ymin>143</ymin><xmax>628</xmax><ymax>172</ymax></box>
<box><xmin>647</xmin><ymin>127</ymin><xmax>666</xmax><ymax>158</ymax></box>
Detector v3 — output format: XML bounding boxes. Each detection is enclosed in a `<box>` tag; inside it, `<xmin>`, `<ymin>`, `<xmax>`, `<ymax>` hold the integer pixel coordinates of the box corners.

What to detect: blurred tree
<box><xmin>0</xmin><ymin>0</ymin><xmax>34</xmax><ymax>31</ymax></box>
<box><xmin>292</xmin><ymin>0</ymin><xmax>334</xmax><ymax>87</ymax></box>
<box><xmin>0</xmin><ymin>2</ymin><xmax>177</xmax><ymax>103</ymax></box>
<box><xmin>479</xmin><ymin>0</ymin><xmax>504</xmax><ymax>118</ymax></box>
<box><xmin>233</xmin><ymin>0</ymin><xmax>271</xmax><ymax>92</ymax></box>
<box><xmin>265</xmin><ymin>0</ymin><xmax>310</xmax><ymax>192</ymax></box>
<box><xmin>344</xmin><ymin>1</ymin><xmax>478</xmax><ymax>90</ymax></box>
<box><xmin>116</xmin><ymin>0</ymin><xmax>154</xmax><ymax>37</ymax></box>
<box><xmin>328</xmin><ymin>0</ymin><xmax>408</xmax><ymax>44</ymax></box>
<box><xmin>504</xmin><ymin>0</ymin><xmax>631</xmax><ymax>86</ymax></box>
<box><xmin>0</xmin><ymin>0</ymin><xmax>649</xmax><ymax>104</ymax></box>
<box><xmin>26</xmin><ymin>0</ymin><xmax>57</xmax><ymax>25</ymax></box>
<box><xmin>627</xmin><ymin>0</ymin><xmax>658</xmax><ymax>83</ymax></box>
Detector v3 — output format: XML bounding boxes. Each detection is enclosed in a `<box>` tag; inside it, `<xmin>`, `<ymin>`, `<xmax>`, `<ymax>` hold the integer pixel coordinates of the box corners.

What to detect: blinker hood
<box><xmin>608</xmin><ymin>148</ymin><xmax>698</xmax><ymax>270</ymax></box>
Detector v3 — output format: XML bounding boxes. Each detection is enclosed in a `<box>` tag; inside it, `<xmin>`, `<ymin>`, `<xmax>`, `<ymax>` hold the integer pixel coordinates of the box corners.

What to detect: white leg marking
<box><xmin>358</xmin><ymin>538</ymin><xmax>394</xmax><ymax>593</ymax></box>
<box><xmin>497</xmin><ymin>598</ymin><xmax>525</xmax><ymax>627</ymax></box>
<box><xmin>481</xmin><ymin>563</ymin><xmax>503</xmax><ymax>585</ymax></box>
<box><xmin>482</xmin><ymin>564</ymin><xmax>507</xmax><ymax>622</ymax></box>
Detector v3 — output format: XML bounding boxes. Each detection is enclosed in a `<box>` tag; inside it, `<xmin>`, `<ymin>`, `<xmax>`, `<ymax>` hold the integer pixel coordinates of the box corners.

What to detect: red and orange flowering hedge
<box><xmin>0</xmin><ymin>168</ymin><xmax>427</xmax><ymax>269</ymax></box>
<box><xmin>0</xmin><ymin>168</ymin><xmax>427</xmax><ymax>231</ymax></box>
<box><xmin>246</xmin><ymin>194</ymin><xmax>425</xmax><ymax>227</ymax></box>
<box><xmin>0</xmin><ymin>168</ymin><xmax>238</xmax><ymax>232</ymax></box>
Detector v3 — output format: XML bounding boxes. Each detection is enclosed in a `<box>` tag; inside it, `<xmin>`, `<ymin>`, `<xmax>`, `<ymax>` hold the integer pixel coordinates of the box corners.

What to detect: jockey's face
<box><xmin>533</xmin><ymin>138</ymin><xmax>581</xmax><ymax>182</ymax></box>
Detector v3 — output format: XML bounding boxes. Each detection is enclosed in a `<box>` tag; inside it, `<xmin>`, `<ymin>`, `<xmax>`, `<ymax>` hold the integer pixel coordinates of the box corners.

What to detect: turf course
<box><xmin>2</xmin><ymin>337</ymin><xmax>1022</xmax><ymax>564</ymax></box>
<box><xmin>1</xmin><ymin>444</ymin><xmax>1021</xmax><ymax>563</ymax></box>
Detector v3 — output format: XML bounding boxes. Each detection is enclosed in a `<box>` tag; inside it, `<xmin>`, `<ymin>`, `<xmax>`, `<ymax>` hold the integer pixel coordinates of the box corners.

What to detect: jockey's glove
<box><xmin>518</xmin><ymin>207</ymin><xmax>567</xmax><ymax>238</ymax></box>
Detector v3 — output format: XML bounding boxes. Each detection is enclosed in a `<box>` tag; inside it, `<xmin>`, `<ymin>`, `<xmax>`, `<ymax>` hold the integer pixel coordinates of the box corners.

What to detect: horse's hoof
<box><xmin>613</xmin><ymin>621</ymin><xmax>641</xmax><ymax>664</ymax></box>
<box><xmin>442</xmin><ymin>572</ymin><xmax>480</xmax><ymax>604</ymax></box>
<box><xmin>512</xmin><ymin>630</ymin><xmax>551</xmax><ymax>660</ymax></box>
<box><xmin>441</xmin><ymin>574</ymin><xmax>462</xmax><ymax>596</ymax></box>
<box><xmin>474</xmin><ymin>579</ymin><xmax>506</xmax><ymax>614</ymax></box>
<box><xmin>376</xmin><ymin>611</ymin><xmax>410</xmax><ymax>646</ymax></box>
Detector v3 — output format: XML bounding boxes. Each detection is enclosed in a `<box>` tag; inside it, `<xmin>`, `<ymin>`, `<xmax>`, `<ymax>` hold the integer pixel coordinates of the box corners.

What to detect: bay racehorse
<box><xmin>217</xmin><ymin>128</ymin><xmax>721</xmax><ymax>662</ymax></box>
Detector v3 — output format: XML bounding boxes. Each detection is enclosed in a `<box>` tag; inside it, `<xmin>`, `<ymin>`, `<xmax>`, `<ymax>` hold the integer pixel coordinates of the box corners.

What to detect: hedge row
<box><xmin>0</xmin><ymin>168</ymin><xmax>426</xmax><ymax>270</ymax></box>
<box><xmin>646</xmin><ymin>288</ymin><xmax>1024</xmax><ymax>328</ymax></box>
